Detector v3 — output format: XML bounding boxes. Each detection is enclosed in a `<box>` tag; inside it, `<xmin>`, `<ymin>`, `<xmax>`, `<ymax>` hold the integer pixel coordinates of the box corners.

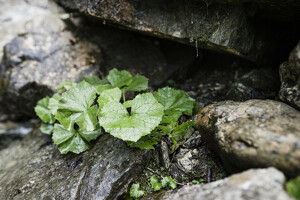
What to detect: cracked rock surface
<box><xmin>197</xmin><ymin>100</ymin><xmax>300</xmax><ymax>177</ymax></box>
<box><xmin>0</xmin><ymin>129</ymin><xmax>152</xmax><ymax>200</ymax></box>
<box><xmin>279</xmin><ymin>42</ymin><xmax>300</xmax><ymax>110</ymax></box>
<box><xmin>161</xmin><ymin>168</ymin><xmax>292</xmax><ymax>200</ymax></box>
<box><xmin>0</xmin><ymin>1</ymin><xmax>103</xmax><ymax>119</ymax></box>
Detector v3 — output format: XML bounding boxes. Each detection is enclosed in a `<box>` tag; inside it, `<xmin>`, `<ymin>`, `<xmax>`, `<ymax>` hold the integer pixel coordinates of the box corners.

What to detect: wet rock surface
<box><xmin>279</xmin><ymin>42</ymin><xmax>300</xmax><ymax>110</ymax></box>
<box><xmin>161</xmin><ymin>168</ymin><xmax>292</xmax><ymax>200</ymax></box>
<box><xmin>197</xmin><ymin>100</ymin><xmax>300</xmax><ymax>177</ymax></box>
<box><xmin>0</xmin><ymin>129</ymin><xmax>152</xmax><ymax>200</ymax></box>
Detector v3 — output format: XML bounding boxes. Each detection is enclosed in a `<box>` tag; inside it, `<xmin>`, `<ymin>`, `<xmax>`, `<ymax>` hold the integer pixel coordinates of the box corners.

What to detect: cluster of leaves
<box><xmin>35</xmin><ymin>68</ymin><xmax>197</xmax><ymax>154</ymax></box>
<box><xmin>129</xmin><ymin>175</ymin><xmax>177</xmax><ymax>199</ymax></box>
<box><xmin>286</xmin><ymin>176</ymin><xmax>300</xmax><ymax>200</ymax></box>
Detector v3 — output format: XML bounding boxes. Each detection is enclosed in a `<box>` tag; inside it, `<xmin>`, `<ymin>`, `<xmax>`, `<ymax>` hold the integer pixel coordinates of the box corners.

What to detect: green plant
<box><xmin>286</xmin><ymin>176</ymin><xmax>300</xmax><ymax>200</ymax></box>
<box><xmin>150</xmin><ymin>175</ymin><xmax>177</xmax><ymax>191</ymax></box>
<box><xmin>35</xmin><ymin>68</ymin><xmax>197</xmax><ymax>154</ymax></box>
<box><xmin>130</xmin><ymin>183</ymin><xmax>145</xmax><ymax>199</ymax></box>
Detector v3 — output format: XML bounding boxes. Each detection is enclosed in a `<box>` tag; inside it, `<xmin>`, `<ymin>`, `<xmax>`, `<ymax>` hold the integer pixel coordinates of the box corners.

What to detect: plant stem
<box><xmin>123</xmin><ymin>92</ymin><xmax>126</xmax><ymax>102</ymax></box>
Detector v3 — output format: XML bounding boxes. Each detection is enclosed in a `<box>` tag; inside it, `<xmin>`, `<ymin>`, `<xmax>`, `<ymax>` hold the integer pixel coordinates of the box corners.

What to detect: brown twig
<box><xmin>146</xmin><ymin>167</ymin><xmax>185</xmax><ymax>186</ymax></box>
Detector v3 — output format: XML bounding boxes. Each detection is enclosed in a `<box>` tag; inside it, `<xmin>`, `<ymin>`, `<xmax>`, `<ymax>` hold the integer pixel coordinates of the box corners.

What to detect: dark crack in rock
<box><xmin>74</xmin><ymin>20</ymin><xmax>196</xmax><ymax>87</ymax></box>
<box><xmin>161</xmin><ymin>168</ymin><xmax>292</xmax><ymax>200</ymax></box>
<box><xmin>0</xmin><ymin>129</ymin><xmax>152</xmax><ymax>200</ymax></box>
<box><xmin>197</xmin><ymin>100</ymin><xmax>300</xmax><ymax>177</ymax></box>
<box><xmin>0</xmin><ymin>120</ymin><xmax>35</xmax><ymax>150</ymax></box>
<box><xmin>225</xmin><ymin>68</ymin><xmax>280</xmax><ymax>101</ymax></box>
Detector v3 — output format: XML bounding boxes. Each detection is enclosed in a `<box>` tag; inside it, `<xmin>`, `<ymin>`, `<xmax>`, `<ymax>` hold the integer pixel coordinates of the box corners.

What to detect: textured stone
<box><xmin>56</xmin><ymin>0</ymin><xmax>259</xmax><ymax>60</ymax></box>
<box><xmin>161</xmin><ymin>168</ymin><xmax>292</xmax><ymax>200</ymax></box>
<box><xmin>56</xmin><ymin>0</ymin><xmax>300</xmax><ymax>64</ymax></box>
<box><xmin>279</xmin><ymin>42</ymin><xmax>300</xmax><ymax>110</ymax></box>
<box><xmin>197</xmin><ymin>100</ymin><xmax>300</xmax><ymax>177</ymax></box>
<box><xmin>0</xmin><ymin>0</ymin><xmax>64</xmax><ymax>59</ymax></box>
<box><xmin>0</xmin><ymin>6</ymin><xmax>103</xmax><ymax>119</ymax></box>
<box><xmin>0</xmin><ymin>129</ymin><xmax>152</xmax><ymax>199</ymax></box>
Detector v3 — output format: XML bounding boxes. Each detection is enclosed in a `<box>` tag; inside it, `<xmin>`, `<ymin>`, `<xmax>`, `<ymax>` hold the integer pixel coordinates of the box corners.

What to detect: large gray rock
<box><xmin>56</xmin><ymin>0</ymin><xmax>300</xmax><ymax>64</ymax></box>
<box><xmin>55</xmin><ymin>0</ymin><xmax>273</xmax><ymax>63</ymax></box>
<box><xmin>161</xmin><ymin>168</ymin><xmax>293</xmax><ymax>200</ymax></box>
<box><xmin>197</xmin><ymin>100</ymin><xmax>300</xmax><ymax>177</ymax></box>
<box><xmin>0</xmin><ymin>129</ymin><xmax>152</xmax><ymax>199</ymax></box>
<box><xmin>279</xmin><ymin>42</ymin><xmax>300</xmax><ymax>110</ymax></box>
<box><xmin>0</xmin><ymin>0</ymin><xmax>64</xmax><ymax>59</ymax></box>
<box><xmin>0</xmin><ymin>4</ymin><xmax>103</xmax><ymax>119</ymax></box>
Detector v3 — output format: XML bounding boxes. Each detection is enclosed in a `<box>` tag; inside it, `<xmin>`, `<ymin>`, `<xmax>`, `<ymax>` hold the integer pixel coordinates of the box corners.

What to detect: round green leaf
<box><xmin>98</xmin><ymin>93</ymin><xmax>164</xmax><ymax>142</ymax></box>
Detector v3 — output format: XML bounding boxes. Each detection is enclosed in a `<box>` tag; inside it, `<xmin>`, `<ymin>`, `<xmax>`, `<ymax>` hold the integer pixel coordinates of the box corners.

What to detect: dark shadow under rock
<box><xmin>0</xmin><ymin>129</ymin><xmax>153</xmax><ymax>200</ymax></box>
<box><xmin>172</xmin><ymin>50</ymin><xmax>280</xmax><ymax>110</ymax></box>
<box><xmin>0</xmin><ymin>120</ymin><xmax>35</xmax><ymax>150</ymax></box>
<box><xmin>72</xmin><ymin>18</ymin><xmax>196</xmax><ymax>87</ymax></box>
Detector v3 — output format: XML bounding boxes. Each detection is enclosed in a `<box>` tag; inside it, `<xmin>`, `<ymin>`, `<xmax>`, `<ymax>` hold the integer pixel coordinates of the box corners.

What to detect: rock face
<box><xmin>0</xmin><ymin>129</ymin><xmax>152</xmax><ymax>199</ymax></box>
<box><xmin>0</xmin><ymin>0</ymin><xmax>64</xmax><ymax>59</ymax></box>
<box><xmin>197</xmin><ymin>100</ymin><xmax>300</xmax><ymax>177</ymax></box>
<box><xmin>161</xmin><ymin>168</ymin><xmax>293</xmax><ymax>200</ymax></box>
<box><xmin>55</xmin><ymin>0</ymin><xmax>262</xmax><ymax>62</ymax></box>
<box><xmin>55</xmin><ymin>0</ymin><xmax>300</xmax><ymax>64</ymax></box>
<box><xmin>0</xmin><ymin>3</ymin><xmax>103</xmax><ymax>119</ymax></box>
<box><xmin>279</xmin><ymin>42</ymin><xmax>300</xmax><ymax>110</ymax></box>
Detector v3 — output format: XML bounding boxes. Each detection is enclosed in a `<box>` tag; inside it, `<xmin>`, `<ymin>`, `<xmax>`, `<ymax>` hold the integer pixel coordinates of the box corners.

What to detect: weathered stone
<box><xmin>197</xmin><ymin>100</ymin><xmax>300</xmax><ymax>177</ymax></box>
<box><xmin>0</xmin><ymin>0</ymin><xmax>64</xmax><ymax>59</ymax></box>
<box><xmin>0</xmin><ymin>7</ymin><xmax>103</xmax><ymax>119</ymax></box>
<box><xmin>0</xmin><ymin>129</ymin><xmax>152</xmax><ymax>199</ymax></box>
<box><xmin>279</xmin><ymin>42</ymin><xmax>300</xmax><ymax>110</ymax></box>
<box><xmin>161</xmin><ymin>168</ymin><xmax>293</xmax><ymax>200</ymax></box>
<box><xmin>55</xmin><ymin>0</ymin><xmax>261</xmax><ymax>61</ymax></box>
<box><xmin>56</xmin><ymin>0</ymin><xmax>300</xmax><ymax>64</ymax></box>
